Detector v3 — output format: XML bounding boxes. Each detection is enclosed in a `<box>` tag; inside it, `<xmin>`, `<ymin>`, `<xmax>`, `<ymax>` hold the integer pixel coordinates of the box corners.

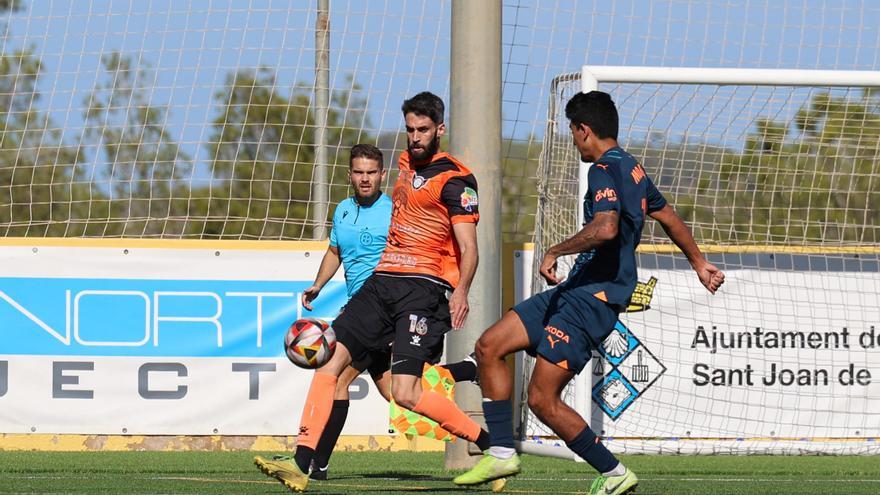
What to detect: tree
<box><xmin>500</xmin><ymin>137</ymin><xmax>541</xmax><ymax>243</ymax></box>
<box><xmin>671</xmin><ymin>90</ymin><xmax>880</xmax><ymax>245</ymax></box>
<box><xmin>197</xmin><ymin>68</ymin><xmax>369</xmax><ymax>239</ymax></box>
<box><xmin>82</xmin><ymin>52</ymin><xmax>191</xmax><ymax>237</ymax></box>
<box><xmin>0</xmin><ymin>49</ymin><xmax>85</xmax><ymax>237</ymax></box>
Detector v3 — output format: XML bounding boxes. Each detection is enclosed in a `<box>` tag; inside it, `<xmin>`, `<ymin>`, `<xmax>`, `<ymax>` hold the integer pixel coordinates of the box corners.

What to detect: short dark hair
<box><xmin>564</xmin><ymin>91</ymin><xmax>619</xmax><ymax>140</ymax></box>
<box><xmin>401</xmin><ymin>91</ymin><xmax>445</xmax><ymax>124</ymax></box>
<box><xmin>349</xmin><ymin>143</ymin><xmax>384</xmax><ymax>168</ymax></box>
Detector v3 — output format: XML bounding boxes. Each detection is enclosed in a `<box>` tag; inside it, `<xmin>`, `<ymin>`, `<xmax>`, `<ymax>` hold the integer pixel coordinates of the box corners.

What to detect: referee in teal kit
<box><xmin>298</xmin><ymin>143</ymin><xmax>393</xmax><ymax>479</ymax></box>
<box><xmin>302</xmin><ymin>143</ymin><xmax>392</xmax><ymax>305</ymax></box>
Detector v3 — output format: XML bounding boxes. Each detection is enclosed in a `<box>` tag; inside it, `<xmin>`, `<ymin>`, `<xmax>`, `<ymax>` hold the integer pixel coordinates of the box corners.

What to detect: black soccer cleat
<box><xmin>309</xmin><ymin>461</ymin><xmax>329</xmax><ymax>480</ymax></box>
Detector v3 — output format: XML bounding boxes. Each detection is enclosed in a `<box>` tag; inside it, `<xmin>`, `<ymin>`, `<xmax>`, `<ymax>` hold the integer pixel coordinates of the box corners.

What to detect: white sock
<box><xmin>488</xmin><ymin>446</ymin><xmax>516</xmax><ymax>459</ymax></box>
<box><xmin>603</xmin><ymin>462</ymin><xmax>626</xmax><ymax>477</ymax></box>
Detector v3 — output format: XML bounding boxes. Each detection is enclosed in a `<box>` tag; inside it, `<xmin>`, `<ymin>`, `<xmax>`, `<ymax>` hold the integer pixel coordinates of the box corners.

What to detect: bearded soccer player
<box><xmin>290</xmin><ymin>143</ymin><xmax>478</xmax><ymax>481</ymax></box>
<box><xmin>454</xmin><ymin>91</ymin><xmax>725</xmax><ymax>495</ymax></box>
<box><xmin>254</xmin><ymin>92</ymin><xmax>490</xmax><ymax>493</ymax></box>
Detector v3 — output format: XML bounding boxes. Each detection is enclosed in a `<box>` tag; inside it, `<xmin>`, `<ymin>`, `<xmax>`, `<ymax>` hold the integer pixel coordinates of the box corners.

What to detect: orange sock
<box><xmin>296</xmin><ymin>372</ymin><xmax>338</xmax><ymax>450</ymax></box>
<box><xmin>412</xmin><ymin>390</ymin><xmax>481</xmax><ymax>442</ymax></box>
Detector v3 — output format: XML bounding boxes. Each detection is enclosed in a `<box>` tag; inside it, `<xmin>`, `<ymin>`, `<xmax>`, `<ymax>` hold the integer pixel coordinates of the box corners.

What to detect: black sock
<box><xmin>475</xmin><ymin>429</ymin><xmax>491</xmax><ymax>451</ymax></box>
<box><xmin>293</xmin><ymin>446</ymin><xmax>315</xmax><ymax>474</ymax></box>
<box><xmin>312</xmin><ymin>400</ymin><xmax>350</xmax><ymax>470</ymax></box>
<box><xmin>443</xmin><ymin>360</ymin><xmax>477</xmax><ymax>382</ymax></box>
<box><xmin>566</xmin><ymin>426</ymin><xmax>619</xmax><ymax>474</ymax></box>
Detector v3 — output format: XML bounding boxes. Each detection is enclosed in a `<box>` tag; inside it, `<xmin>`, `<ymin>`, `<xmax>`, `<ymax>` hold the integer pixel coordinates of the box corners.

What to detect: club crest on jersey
<box><xmin>460</xmin><ymin>187</ymin><xmax>479</xmax><ymax>212</ymax></box>
<box><xmin>359</xmin><ymin>229</ymin><xmax>373</xmax><ymax>246</ymax></box>
<box><xmin>412</xmin><ymin>174</ymin><xmax>427</xmax><ymax>189</ymax></box>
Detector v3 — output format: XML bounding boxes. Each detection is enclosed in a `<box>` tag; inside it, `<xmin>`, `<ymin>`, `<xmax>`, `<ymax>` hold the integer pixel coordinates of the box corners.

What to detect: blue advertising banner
<box><xmin>0</xmin><ymin>240</ymin><xmax>391</xmax><ymax>435</ymax></box>
<box><xmin>0</xmin><ymin>277</ymin><xmax>346</xmax><ymax>357</ymax></box>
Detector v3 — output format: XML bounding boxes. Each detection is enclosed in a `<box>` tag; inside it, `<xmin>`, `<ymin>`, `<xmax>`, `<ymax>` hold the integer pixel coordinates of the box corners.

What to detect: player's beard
<box><xmin>408</xmin><ymin>134</ymin><xmax>440</xmax><ymax>163</ymax></box>
<box><xmin>354</xmin><ymin>184</ymin><xmax>381</xmax><ymax>205</ymax></box>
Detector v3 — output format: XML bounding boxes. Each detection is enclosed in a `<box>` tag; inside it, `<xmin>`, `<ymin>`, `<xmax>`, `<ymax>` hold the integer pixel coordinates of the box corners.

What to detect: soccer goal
<box><xmin>516</xmin><ymin>66</ymin><xmax>880</xmax><ymax>457</ymax></box>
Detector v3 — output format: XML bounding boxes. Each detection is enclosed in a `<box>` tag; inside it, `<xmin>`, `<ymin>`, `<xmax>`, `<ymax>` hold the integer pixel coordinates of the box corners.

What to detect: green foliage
<box><xmin>0</xmin><ymin>0</ymin><xmax>22</xmax><ymax>12</ymax></box>
<box><xmin>662</xmin><ymin>90</ymin><xmax>880</xmax><ymax>245</ymax></box>
<box><xmin>1</xmin><ymin>0</ymin><xmax>876</xmax><ymax>245</ymax></box>
<box><xmin>81</xmin><ymin>52</ymin><xmax>192</xmax><ymax>237</ymax></box>
<box><xmin>0</xmin><ymin>0</ymin><xmax>374</xmax><ymax>239</ymax></box>
<box><xmin>501</xmin><ymin>136</ymin><xmax>541</xmax><ymax>243</ymax></box>
<box><xmin>1</xmin><ymin>451</ymin><xmax>879</xmax><ymax>495</ymax></box>
<box><xmin>0</xmin><ymin>49</ymin><xmax>86</xmax><ymax>236</ymax></box>
<box><xmin>190</xmin><ymin>69</ymin><xmax>368</xmax><ymax>239</ymax></box>
<box><xmin>0</xmin><ymin>47</ymin><xmax>370</xmax><ymax>239</ymax></box>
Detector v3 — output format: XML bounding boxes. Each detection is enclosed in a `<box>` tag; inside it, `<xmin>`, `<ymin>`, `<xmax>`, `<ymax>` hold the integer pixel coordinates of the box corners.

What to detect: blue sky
<box><xmin>3</xmin><ymin>0</ymin><xmax>879</xmax><ymax>163</ymax></box>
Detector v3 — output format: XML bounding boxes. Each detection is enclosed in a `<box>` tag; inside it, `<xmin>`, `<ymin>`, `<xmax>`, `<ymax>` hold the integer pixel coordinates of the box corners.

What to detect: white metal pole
<box><xmin>582</xmin><ymin>65</ymin><xmax>880</xmax><ymax>87</ymax></box>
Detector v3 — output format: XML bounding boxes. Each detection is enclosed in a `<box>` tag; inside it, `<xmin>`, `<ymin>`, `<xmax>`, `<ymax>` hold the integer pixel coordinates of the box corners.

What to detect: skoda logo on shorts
<box><xmin>412</xmin><ymin>175</ymin><xmax>426</xmax><ymax>189</ymax></box>
<box><xmin>359</xmin><ymin>230</ymin><xmax>373</xmax><ymax>246</ymax></box>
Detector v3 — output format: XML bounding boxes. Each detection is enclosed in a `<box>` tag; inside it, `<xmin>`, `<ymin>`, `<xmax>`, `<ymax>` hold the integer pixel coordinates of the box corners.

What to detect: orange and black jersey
<box><xmin>375</xmin><ymin>151</ymin><xmax>479</xmax><ymax>289</ymax></box>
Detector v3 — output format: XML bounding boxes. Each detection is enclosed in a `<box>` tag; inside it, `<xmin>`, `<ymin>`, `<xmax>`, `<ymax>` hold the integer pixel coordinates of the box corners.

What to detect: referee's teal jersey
<box><xmin>329</xmin><ymin>193</ymin><xmax>392</xmax><ymax>297</ymax></box>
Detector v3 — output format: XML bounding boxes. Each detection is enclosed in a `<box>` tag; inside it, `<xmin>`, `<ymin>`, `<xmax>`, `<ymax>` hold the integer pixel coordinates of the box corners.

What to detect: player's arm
<box><xmin>303</xmin><ymin>204</ymin><xmax>346</xmax><ymax>310</ymax></box>
<box><xmin>540</xmin><ymin>210</ymin><xmax>619</xmax><ymax>285</ymax></box>
<box><xmin>302</xmin><ymin>247</ymin><xmax>342</xmax><ymax>311</ymax></box>
<box><xmin>441</xmin><ymin>175</ymin><xmax>480</xmax><ymax>330</ymax></box>
<box><xmin>649</xmin><ymin>204</ymin><xmax>724</xmax><ymax>294</ymax></box>
<box><xmin>450</xmin><ymin>221</ymin><xmax>478</xmax><ymax>329</ymax></box>
<box><xmin>540</xmin><ymin>163</ymin><xmax>620</xmax><ymax>285</ymax></box>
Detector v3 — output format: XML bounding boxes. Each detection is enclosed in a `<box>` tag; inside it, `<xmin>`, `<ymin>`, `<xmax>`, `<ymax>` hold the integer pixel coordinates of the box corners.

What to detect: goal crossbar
<box><xmin>581</xmin><ymin>66</ymin><xmax>880</xmax><ymax>91</ymax></box>
<box><xmin>574</xmin><ymin>66</ymin><xmax>880</xmax><ymax>225</ymax></box>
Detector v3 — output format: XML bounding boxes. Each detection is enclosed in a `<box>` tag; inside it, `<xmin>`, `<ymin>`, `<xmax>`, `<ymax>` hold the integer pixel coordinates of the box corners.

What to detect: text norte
<box><xmin>0</xmin><ymin>285</ymin><xmax>340</xmax><ymax>355</ymax></box>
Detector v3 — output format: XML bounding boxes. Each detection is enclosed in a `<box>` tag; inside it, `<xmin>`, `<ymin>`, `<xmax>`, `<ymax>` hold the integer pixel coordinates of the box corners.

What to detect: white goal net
<box><xmin>518</xmin><ymin>66</ymin><xmax>880</xmax><ymax>456</ymax></box>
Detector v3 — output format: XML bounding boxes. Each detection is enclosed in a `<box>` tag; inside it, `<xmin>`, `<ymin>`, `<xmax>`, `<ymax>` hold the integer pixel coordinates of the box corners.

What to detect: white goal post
<box><xmin>577</xmin><ymin>66</ymin><xmax>880</xmax><ymax>226</ymax></box>
<box><xmin>517</xmin><ymin>66</ymin><xmax>880</xmax><ymax>458</ymax></box>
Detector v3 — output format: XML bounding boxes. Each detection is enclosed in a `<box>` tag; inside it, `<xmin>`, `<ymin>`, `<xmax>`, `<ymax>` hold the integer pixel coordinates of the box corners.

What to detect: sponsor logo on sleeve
<box><xmin>460</xmin><ymin>187</ymin><xmax>479</xmax><ymax>212</ymax></box>
<box><xmin>595</xmin><ymin>187</ymin><xmax>618</xmax><ymax>202</ymax></box>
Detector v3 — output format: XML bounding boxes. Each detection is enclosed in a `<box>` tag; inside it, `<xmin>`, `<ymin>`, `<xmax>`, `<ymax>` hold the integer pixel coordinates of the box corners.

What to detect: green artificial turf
<box><xmin>1</xmin><ymin>451</ymin><xmax>878</xmax><ymax>494</ymax></box>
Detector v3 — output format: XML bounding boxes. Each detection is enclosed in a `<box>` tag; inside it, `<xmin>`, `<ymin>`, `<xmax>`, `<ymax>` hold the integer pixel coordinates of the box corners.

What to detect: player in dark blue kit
<box><xmin>455</xmin><ymin>91</ymin><xmax>725</xmax><ymax>495</ymax></box>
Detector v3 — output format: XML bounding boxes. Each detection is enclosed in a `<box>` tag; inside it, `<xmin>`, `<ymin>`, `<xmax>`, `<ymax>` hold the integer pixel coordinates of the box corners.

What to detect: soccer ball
<box><xmin>284</xmin><ymin>318</ymin><xmax>337</xmax><ymax>369</ymax></box>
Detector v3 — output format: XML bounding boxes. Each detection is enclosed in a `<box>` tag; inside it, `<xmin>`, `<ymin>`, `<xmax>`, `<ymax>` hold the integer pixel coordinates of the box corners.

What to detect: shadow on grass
<box><xmin>316</xmin><ymin>472</ymin><xmax>466</xmax><ymax>493</ymax></box>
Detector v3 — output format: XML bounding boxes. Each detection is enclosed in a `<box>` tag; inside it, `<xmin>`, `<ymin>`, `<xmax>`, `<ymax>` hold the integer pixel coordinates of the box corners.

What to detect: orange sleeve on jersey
<box><xmin>451</xmin><ymin>213</ymin><xmax>479</xmax><ymax>225</ymax></box>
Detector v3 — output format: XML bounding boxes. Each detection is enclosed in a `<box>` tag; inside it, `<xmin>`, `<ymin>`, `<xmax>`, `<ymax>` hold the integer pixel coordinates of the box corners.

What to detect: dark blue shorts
<box><xmin>512</xmin><ymin>285</ymin><xmax>618</xmax><ymax>374</ymax></box>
